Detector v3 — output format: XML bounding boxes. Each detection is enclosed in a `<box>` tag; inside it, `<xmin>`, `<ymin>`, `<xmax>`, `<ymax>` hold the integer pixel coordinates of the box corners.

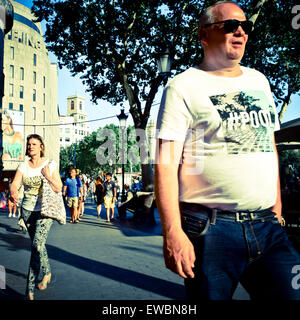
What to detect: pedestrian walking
<box><xmin>62</xmin><ymin>168</ymin><xmax>83</xmax><ymax>223</ymax></box>
<box><xmin>88</xmin><ymin>179</ymin><xmax>96</xmax><ymax>202</ymax></box>
<box><xmin>78</xmin><ymin>174</ymin><xmax>87</xmax><ymax>218</ymax></box>
<box><xmin>94</xmin><ymin>177</ymin><xmax>104</xmax><ymax>218</ymax></box>
<box><xmin>103</xmin><ymin>173</ymin><xmax>117</xmax><ymax>222</ymax></box>
<box><xmin>155</xmin><ymin>0</ymin><xmax>300</xmax><ymax>300</ymax></box>
<box><xmin>10</xmin><ymin>134</ymin><xmax>63</xmax><ymax>300</ymax></box>
<box><xmin>7</xmin><ymin>178</ymin><xmax>17</xmax><ymax>218</ymax></box>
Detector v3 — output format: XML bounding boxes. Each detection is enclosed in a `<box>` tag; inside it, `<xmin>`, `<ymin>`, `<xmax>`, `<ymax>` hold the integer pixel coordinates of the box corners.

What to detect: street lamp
<box><xmin>156</xmin><ymin>47</ymin><xmax>172</xmax><ymax>83</ymax></box>
<box><xmin>117</xmin><ymin>108</ymin><xmax>128</xmax><ymax>202</ymax></box>
<box><xmin>0</xmin><ymin>0</ymin><xmax>14</xmax><ymax>179</ymax></box>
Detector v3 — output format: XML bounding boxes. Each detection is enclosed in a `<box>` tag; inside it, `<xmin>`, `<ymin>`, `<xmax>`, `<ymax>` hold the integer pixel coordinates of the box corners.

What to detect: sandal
<box><xmin>37</xmin><ymin>273</ymin><xmax>51</xmax><ymax>291</ymax></box>
<box><xmin>25</xmin><ymin>292</ymin><xmax>34</xmax><ymax>300</ymax></box>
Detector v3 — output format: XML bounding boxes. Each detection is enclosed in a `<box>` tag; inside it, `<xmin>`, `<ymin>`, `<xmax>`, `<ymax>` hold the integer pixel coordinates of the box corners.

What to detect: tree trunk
<box><xmin>278</xmin><ymin>91</ymin><xmax>292</xmax><ymax>123</ymax></box>
<box><xmin>249</xmin><ymin>0</ymin><xmax>270</xmax><ymax>25</ymax></box>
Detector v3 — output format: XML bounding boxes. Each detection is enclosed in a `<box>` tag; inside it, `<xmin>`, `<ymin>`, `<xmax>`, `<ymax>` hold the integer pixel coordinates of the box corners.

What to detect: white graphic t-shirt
<box><xmin>18</xmin><ymin>159</ymin><xmax>57</xmax><ymax>212</ymax></box>
<box><xmin>156</xmin><ymin>66</ymin><xmax>280</xmax><ymax>212</ymax></box>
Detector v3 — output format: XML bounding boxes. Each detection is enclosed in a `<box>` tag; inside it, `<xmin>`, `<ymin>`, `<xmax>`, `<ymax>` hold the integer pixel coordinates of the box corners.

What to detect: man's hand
<box><xmin>163</xmin><ymin>229</ymin><xmax>196</xmax><ymax>279</ymax></box>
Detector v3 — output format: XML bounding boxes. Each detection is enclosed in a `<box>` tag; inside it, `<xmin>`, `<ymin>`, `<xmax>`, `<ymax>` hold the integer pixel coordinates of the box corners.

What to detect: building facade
<box><xmin>59</xmin><ymin>95</ymin><xmax>91</xmax><ymax>148</ymax></box>
<box><xmin>1</xmin><ymin>0</ymin><xmax>59</xmax><ymax>176</ymax></box>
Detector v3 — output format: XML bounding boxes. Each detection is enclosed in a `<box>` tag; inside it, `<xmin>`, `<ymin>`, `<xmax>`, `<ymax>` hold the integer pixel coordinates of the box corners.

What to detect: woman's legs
<box><xmin>22</xmin><ymin>208</ymin><xmax>53</xmax><ymax>294</ymax></box>
<box><xmin>80</xmin><ymin>202</ymin><xmax>85</xmax><ymax>216</ymax></box>
<box><xmin>97</xmin><ymin>204</ymin><xmax>101</xmax><ymax>217</ymax></box>
<box><xmin>106</xmin><ymin>208</ymin><xmax>110</xmax><ymax>222</ymax></box>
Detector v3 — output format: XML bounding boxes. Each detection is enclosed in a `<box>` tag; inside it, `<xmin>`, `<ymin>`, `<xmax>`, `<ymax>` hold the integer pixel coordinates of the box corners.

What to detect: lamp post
<box><xmin>0</xmin><ymin>0</ymin><xmax>13</xmax><ymax>180</ymax></box>
<box><xmin>156</xmin><ymin>47</ymin><xmax>172</xmax><ymax>84</ymax></box>
<box><xmin>117</xmin><ymin>108</ymin><xmax>128</xmax><ymax>202</ymax></box>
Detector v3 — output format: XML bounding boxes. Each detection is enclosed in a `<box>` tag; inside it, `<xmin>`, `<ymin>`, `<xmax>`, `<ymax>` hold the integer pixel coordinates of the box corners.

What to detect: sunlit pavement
<box><xmin>0</xmin><ymin>197</ymin><xmax>249</xmax><ymax>301</ymax></box>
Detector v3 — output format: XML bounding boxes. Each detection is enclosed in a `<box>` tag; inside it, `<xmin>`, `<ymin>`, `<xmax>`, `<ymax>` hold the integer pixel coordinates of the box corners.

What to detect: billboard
<box><xmin>2</xmin><ymin>109</ymin><xmax>25</xmax><ymax>161</ymax></box>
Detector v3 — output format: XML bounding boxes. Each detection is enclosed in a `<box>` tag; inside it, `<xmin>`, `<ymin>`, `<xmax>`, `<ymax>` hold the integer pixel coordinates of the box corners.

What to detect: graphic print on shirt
<box><xmin>23</xmin><ymin>176</ymin><xmax>43</xmax><ymax>195</ymax></box>
<box><xmin>210</xmin><ymin>90</ymin><xmax>276</xmax><ymax>154</ymax></box>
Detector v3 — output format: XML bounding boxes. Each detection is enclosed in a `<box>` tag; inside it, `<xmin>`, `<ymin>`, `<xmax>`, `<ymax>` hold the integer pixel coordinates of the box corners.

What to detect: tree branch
<box><xmin>249</xmin><ymin>0</ymin><xmax>273</xmax><ymax>25</ymax></box>
<box><xmin>278</xmin><ymin>89</ymin><xmax>292</xmax><ymax>123</ymax></box>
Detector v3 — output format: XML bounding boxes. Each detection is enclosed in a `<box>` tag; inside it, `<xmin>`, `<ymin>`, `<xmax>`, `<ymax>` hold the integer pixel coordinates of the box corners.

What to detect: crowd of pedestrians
<box><xmin>1</xmin><ymin>166</ymin><xmax>144</xmax><ymax>226</ymax></box>
<box><xmin>60</xmin><ymin>170</ymin><xmax>144</xmax><ymax>223</ymax></box>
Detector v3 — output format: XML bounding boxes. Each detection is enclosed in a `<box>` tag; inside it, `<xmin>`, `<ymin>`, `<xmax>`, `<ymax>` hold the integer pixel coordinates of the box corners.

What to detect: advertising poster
<box><xmin>2</xmin><ymin>109</ymin><xmax>25</xmax><ymax>161</ymax></box>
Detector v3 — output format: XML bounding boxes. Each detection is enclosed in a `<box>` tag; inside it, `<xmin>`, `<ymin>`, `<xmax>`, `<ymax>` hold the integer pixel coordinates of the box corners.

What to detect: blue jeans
<box><xmin>181</xmin><ymin>208</ymin><xmax>300</xmax><ymax>300</ymax></box>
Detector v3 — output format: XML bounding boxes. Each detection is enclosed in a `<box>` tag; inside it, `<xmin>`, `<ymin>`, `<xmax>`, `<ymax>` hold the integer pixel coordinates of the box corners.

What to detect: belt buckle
<box><xmin>235</xmin><ymin>212</ymin><xmax>243</xmax><ymax>222</ymax></box>
<box><xmin>235</xmin><ymin>212</ymin><xmax>254</xmax><ymax>222</ymax></box>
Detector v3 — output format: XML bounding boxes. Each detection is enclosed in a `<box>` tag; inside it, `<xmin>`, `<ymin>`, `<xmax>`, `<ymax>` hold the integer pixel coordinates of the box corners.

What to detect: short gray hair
<box><xmin>199</xmin><ymin>1</ymin><xmax>241</xmax><ymax>27</ymax></box>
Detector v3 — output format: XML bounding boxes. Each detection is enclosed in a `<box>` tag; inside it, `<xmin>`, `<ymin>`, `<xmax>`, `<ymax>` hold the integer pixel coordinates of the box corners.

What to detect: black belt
<box><xmin>179</xmin><ymin>202</ymin><xmax>275</xmax><ymax>223</ymax></box>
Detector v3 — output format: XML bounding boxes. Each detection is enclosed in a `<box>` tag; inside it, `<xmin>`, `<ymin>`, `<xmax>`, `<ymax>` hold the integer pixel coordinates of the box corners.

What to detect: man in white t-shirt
<box><xmin>155</xmin><ymin>1</ymin><xmax>300</xmax><ymax>300</ymax></box>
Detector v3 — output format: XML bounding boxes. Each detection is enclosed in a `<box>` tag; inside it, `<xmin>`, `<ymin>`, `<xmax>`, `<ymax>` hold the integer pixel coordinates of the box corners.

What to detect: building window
<box><xmin>9</xmin><ymin>102</ymin><xmax>13</xmax><ymax>110</ymax></box>
<box><xmin>43</xmin><ymin>110</ymin><xmax>45</xmax><ymax>123</ymax></box>
<box><xmin>33</xmin><ymin>53</ymin><xmax>37</xmax><ymax>66</ymax></box>
<box><xmin>43</xmin><ymin>128</ymin><xmax>45</xmax><ymax>139</ymax></box>
<box><xmin>33</xmin><ymin>71</ymin><xmax>36</xmax><ymax>84</ymax></box>
<box><xmin>33</xmin><ymin>89</ymin><xmax>36</xmax><ymax>102</ymax></box>
<box><xmin>33</xmin><ymin>107</ymin><xmax>36</xmax><ymax>120</ymax></box>
<box><xmin>9</xmin><ymin>65</ymin><xmax>14</xmax><ymax>78</ymax></box>
<box><xmin>43</xmin><ymin>76</ymin><xmax>46</xmax><ymax>88</ymax></box>
<box><xmin>79</xmin><ymin>101</ymin><xmax>82</xmax><ymax>110</ymax></box>
<box><xmin>20</xmin><ymin>67</ymin><xmax>24</xmax><ymax>80</ymax></box>
<box><xmin>43</xmin><ymin>93</ymin><xmax>45</xmax><ymax>105</ymax></box>
<box><xmin>65</xmin><ymin>128</ymin><xmax>70</xmax><ymax>134</ymax></box>
<box><xmin>19</xmin><ymin>104</ymin><xmax>23</xmax><ymax>111</ymax></box>
<box><xmin>20</xmin><ymin>85</ymin><xmax>24</xmax><ymax>99</ymax></box>
<box><xmin>71</xmin><ymin>100</ymin><xmax>74</xmax><ymax>110</ymax></box>
<box><xmin>9</xmin><ymin>84</ymin><xmax>13</xmax><ymax>97</ymax></box>
<box><xmin>10</xmin><ymin>46</ymin><xmax>14</xmax><ymax>59</ymax></box>
<box><xmin>60</xmin><ymin>137</ymin><xmax>62</xmax><ymax>142</ymax></box>
<box><xmin>65</xmin><ymin>138</ymin><xmax>70</xmax><ymax>142</ymax></box>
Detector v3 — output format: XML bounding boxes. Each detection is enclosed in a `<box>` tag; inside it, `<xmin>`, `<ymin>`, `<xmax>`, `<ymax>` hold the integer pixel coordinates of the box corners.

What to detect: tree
<box><xmin>59</xmin><ymin>124</ymin><xmax>142</xmax><ymax>178</ymax></box>
<box><xmin>33</xmin><ymin>0</ymin><xmax>299</xmax><ymax>187</ymax></box>
<box><xmin>32</xmin><ymin>0</ymin><xmax>203</xmax><ymax>189</ymax></box>
<box><xmin>242</xmin><ymin>0</ymin><xmax>299</xmax><ymax>122</ymax></box>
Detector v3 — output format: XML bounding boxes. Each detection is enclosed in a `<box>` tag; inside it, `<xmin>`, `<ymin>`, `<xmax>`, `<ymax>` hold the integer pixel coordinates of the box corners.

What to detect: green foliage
<box><xmin>33</xmin><ymin>0</ymin><xmax>299</xmax><ymax>127</ymax></box>
<box><xmin>32</xmin><ymin>0</ymin><xmax>204</xmax><ymax>129</ymax></box>
<box><xmin>241</xmin><ymin>0</ymin><xmax>299</xmax><ymax>116</ymax></box>
<box><xmin>279</xmin><ymin>149</ymin><xmax>300</xmax><ymax>176</ymax></box>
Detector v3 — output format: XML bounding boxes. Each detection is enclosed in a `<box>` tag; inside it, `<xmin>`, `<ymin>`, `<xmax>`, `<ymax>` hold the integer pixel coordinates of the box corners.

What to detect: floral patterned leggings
<box><xmin>21</xmin><ymin>208</ymin><xmax>53</xmax><ymax>293</ymax></box>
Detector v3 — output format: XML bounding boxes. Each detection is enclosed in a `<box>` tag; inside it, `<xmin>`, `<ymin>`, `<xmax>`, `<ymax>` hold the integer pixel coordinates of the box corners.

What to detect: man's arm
<box><xmin>62</xmin><ymin>185</ymin><xmax>67</xmax><ymax>197</ymax></box>
<box><xmin>154</xmin><ymin>139</ymin><xmax>196</xmax><ymax>279</ymax></box>
<box><xmin>270</xmin><ymin>137</ymin><xmax>283</xmax><ymax>224</ymax></box>
<box><xmin>113</xmin><ymin>184</ymin><xmax>117</xmax><ymax>201</ymax></box>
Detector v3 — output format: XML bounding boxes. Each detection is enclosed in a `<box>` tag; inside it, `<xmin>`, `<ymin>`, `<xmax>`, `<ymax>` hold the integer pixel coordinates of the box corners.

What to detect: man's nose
<box><xmin>234</xmin><ymin>25</ymin><xmax>246</xmax><ymax>36</ymax></box>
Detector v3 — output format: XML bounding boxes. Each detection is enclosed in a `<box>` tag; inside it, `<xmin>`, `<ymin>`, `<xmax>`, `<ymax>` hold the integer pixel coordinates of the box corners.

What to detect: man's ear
<box><xmin>198</xmin><ymin>26</ymin><xmax>208</xmax><ymax>46</ymax></box>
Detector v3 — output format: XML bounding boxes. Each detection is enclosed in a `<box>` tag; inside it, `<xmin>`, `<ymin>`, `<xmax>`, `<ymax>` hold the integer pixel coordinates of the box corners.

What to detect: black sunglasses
<box><xmin>203</xmin><ymin>19</ymin><xmax>253</xmax><ymax>35</ymax></box>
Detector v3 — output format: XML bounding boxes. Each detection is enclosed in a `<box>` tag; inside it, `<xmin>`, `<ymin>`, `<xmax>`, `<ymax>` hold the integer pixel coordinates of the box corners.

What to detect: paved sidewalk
<box><xmin>0</xmin><ymin>197</ymin><xmax>249</xmax><ymax>301</ymax></box>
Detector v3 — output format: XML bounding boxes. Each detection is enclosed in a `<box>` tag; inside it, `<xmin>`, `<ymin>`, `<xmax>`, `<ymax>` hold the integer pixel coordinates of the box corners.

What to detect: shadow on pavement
<box><xmin>0</xmin><ymin>221</ymin><xmax>185</xmax><ymax>300</ymax></box>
